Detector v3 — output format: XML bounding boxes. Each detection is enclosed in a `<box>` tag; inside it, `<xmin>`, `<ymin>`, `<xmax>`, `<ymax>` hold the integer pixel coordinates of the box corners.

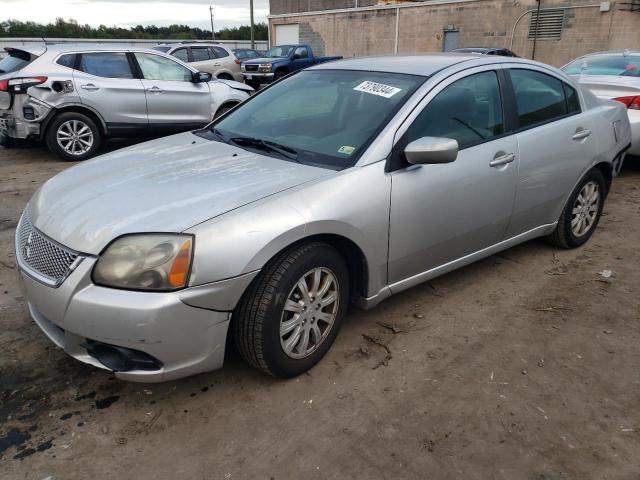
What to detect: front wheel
<box><xmin>45</xmin><ymin>112</ymin><xmax>101</xmax><ymax>161</ymax></box>
<box><xmin>233</xmin><ymin>242</ymin><xmax>349</xmax><ymax>378</ymax></box>
<box><xmin>546</xmin><ymin>168</ymin><xmax>606</xmax><ymax>248</ymax></box>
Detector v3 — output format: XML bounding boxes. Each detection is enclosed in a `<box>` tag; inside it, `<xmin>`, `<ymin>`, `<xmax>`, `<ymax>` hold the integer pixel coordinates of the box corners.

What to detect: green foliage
<box><xmin>0</xmin><ymin>18</ymin><xmax>268</xmax><ymax>41</ymax></box>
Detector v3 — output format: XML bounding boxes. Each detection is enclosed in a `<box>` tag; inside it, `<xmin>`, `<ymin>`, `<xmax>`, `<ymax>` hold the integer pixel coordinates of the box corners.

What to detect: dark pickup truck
<box><xmin>241</xmin><ymin>44</ymin><xmax>342</xmax><ymax>88</ymax></box>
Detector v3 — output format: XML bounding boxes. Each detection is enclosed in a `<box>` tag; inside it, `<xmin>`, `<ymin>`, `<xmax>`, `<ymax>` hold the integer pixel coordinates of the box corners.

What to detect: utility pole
<box><xmin>250</xmin><ymin>0</ymin><xmax>255</xmax><ymax>49</ymax></box>
<box><xmin>210</xmin><ymin>5</ymin><xmax>215</xmax><ymax>41</ymax></box>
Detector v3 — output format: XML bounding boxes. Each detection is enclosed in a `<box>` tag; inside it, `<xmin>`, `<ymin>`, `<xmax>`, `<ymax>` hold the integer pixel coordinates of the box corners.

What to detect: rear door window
<box><xmin>78</xmin><ymin>52</ymin><xmax>133</xmax><ymax>78</ymax></box>
<box><xmin>509</xmin><ymin>69</ymin><xmax>568</xmax><ymax>128</ymax></box>
<box><xmin>134</xmin><ymin>53</ymin><xmax>193</xmax><ymax>82</ymax></box>
<box><xmin>191</xmin><ymin>47</ymin><xmax>212</xmax><ymax>62</ymax></box>
<box><xmin>212</xmin><ymin>47</ymin><xmax>229</xmax><ymax>58</ymax></box>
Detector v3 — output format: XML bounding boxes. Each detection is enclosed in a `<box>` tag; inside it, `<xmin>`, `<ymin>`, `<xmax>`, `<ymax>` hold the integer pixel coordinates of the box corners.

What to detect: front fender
<box><xmin>185</xmin><ymin>161</ymin><xmax>391</xmax><ymax>303</ymax></box>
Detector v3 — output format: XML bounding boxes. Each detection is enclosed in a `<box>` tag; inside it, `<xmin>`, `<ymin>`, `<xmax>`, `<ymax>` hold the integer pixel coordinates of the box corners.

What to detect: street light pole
<box><xmin>210</xmin><ymin>5</ymin><xmax>215</xmax><ymax>41</ymax></box>
<box><xmin>250</xmin><ymin>0</ymin><xmax>255</xmax><ymax>49</ymax></box>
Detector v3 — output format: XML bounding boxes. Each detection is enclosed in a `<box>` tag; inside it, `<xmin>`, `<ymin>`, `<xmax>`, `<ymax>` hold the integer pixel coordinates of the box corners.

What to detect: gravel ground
<box><xmin>1</xmin><ymin>142</ymin><xmax>639</xmax><ymax>479</ymax></box>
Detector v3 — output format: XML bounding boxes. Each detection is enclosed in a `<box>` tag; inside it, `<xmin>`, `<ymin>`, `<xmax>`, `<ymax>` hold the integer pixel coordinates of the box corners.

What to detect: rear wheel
<box><xmin>546</xmin><ymin>168</ymin><xmax>606</xmax><ymax>248</ymax></box>
<box><xmin>46</xmin><ymin>112</ymin><xmax>101</xmax><ymax>161</ymax></box>
<box><xmin>233</xmin><ymin>242</ymin><xmax>349</xmax><ymax>378</ymax></box>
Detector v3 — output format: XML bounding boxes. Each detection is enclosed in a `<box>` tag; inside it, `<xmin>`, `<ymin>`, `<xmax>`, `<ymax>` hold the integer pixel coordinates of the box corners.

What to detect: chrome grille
<box><xmin>244</xmin><ymin>64</ymin><xmax>258</xmax><ymax>72</ymax></box>
<box><xmin>16</xmin><ymin>210</ymin><xmax>80</xmax><ymax>286</ymax></box>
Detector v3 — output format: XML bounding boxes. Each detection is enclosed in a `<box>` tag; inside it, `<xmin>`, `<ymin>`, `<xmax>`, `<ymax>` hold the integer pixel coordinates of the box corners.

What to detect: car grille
<box><xmin>244</xmin><ymin>64</ymin><xmax>259</xmax><ymax>72</ymax></box>
<box><xmin>16</xmin><ymin>210</ymin><xmax>80</xmax><ymax>287</ymax></box>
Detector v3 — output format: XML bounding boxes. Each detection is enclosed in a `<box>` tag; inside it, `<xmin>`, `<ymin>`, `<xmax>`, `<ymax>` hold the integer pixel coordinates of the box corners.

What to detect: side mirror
<box><xmin>193</xmin><ymin>71</ymin><xmax>212</xmax><ymax>83</ymax></box>
<box><xmin>404</xmin><ymin>137</ymin><xmax>458</xmax><ymax>165</ymax></box>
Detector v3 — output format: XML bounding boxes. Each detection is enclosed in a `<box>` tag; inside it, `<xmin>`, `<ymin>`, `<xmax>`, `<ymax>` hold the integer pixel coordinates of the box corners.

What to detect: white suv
<box><xmin>154</xmin><ymin>43</ymin><xmax>244</xmax><ymax>82</ymax></box>
<box><xmin>0</xmin><ymin>44</ymin><xmax>252</xmax><ymax>161</ymax></box>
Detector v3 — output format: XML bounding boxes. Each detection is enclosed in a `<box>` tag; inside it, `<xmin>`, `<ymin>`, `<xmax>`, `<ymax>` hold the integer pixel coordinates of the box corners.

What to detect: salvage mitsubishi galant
<box><xmin>16</xmin><ymin>55</ymin><xmax>632</xmax><ymax>382</ymax></box>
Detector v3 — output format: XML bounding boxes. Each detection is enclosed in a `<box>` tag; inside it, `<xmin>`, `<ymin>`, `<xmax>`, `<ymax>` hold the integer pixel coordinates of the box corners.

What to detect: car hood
<box><xmin>570</xmin><ymin>74</ymin><xmax>640</xmax><ymax>99</ymax></box>
<box><xmin>243</xmin><ymin>57</ymin><xmax>285</xmax><ymax>65</ymax></box>
<box><xmin>29</xmin><ymin>132</ymin><xmax>331</xmax><ymax>255</ymax></box>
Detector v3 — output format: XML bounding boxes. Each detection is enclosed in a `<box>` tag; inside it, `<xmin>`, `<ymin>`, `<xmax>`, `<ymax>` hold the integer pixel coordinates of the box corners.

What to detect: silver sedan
<box><xmin>563</xmin><ymin>50</ymin><xmax>640</xmax><ymax>156</ymax></box>
<box><xmin>15</xmin><ymin>54</ymin><xmax>632</xmax><ymax>382</ymax></box>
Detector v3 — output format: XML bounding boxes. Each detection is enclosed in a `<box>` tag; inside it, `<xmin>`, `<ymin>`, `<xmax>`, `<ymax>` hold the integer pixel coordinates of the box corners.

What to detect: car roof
<box><xmin>309</xmin><ymin>53</ymin><xmax>535</xmax><ymax>77</ymax></box>
<box><xmin>453</xmin><ymin>47</ymin><xmax>498</xmax><ymax>53</ymax></box>
<box><xmin>7</xmin><ymin>43</ymin><xmax>165</xmax><ymax>55</ymax></box>
<box><xmin>572</xmin><ymin>49</ymin><xmax>640</xmax><ymax>59</ymax></box>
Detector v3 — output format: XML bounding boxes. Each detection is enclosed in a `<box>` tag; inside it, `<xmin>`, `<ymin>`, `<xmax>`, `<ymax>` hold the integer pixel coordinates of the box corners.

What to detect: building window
<box><xmin>528</xmin><ymin>8</ymin><xmax>565</xmax><ymax>40</ymax></box>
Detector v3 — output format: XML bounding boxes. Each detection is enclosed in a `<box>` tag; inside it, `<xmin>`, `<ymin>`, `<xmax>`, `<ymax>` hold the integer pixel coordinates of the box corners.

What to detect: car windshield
<box><xmin>206</xmin><ymin>69</ymin><xmax>424</xmax><ymax>169</ymax></box>
<box><xmin>265</xmin><ymin>46</ymin><xmax>295</xmax><ymax>58</ymax></box>
<box><xmin>0</xmin><ymin>50</ymin><xmax>33</xmax><ymax>74</ymax></box>
<box><xmin>152</xmin><ymin>46</ymin><xmax>171</xmax><ymax>53</ymax></box>
<box><xmin>563</xmin><ymin>54</ymin><xmax>640</xmax><ymax>77</ymax></box>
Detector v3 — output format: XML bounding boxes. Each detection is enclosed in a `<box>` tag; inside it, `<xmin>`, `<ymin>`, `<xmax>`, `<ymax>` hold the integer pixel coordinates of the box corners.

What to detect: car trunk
<box><xmin>575</xmin><ymin>75</ymin><xmax>640</xmax><ymax>100</ymax></box>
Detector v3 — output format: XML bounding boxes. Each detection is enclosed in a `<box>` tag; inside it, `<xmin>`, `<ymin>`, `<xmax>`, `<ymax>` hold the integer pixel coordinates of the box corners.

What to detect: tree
<box><xmin>0</xmin><ymin>18</ymin><xmax>268</xmax><ymax>41</ymax></box>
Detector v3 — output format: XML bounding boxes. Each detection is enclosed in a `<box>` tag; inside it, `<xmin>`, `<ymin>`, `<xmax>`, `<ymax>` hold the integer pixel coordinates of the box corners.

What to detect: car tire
<box><xmin>233</xmin><ymin>241</ymin><xmax>350</xmax><ymax>378</ymax></box>
<box><xmin>214</xmin><ymin>103</ymin><xmax>238</xmax><ymax>119</ymax></box>
<box><xmin>246</xmin><ymin>80</ymin><xmax>260</xmax><ymax>90</ymax></box>
<box><xmin>274</xmin><ymin>70</ymin><xmax>287</xmax><ymax>81</ymax></box>
<box><xmin>546</xmin><ymin>168</ymin><xmax>606</xmax><ymax>249</ymax></box>
<box><xmin>0</xmin><ymin>135</ymin><xmax>13</xmax><ymax>148</ymax></box>
<box><xmin>45</xmin><ymin>112</ymin><xmax>101</xmax><ymax>161</ymax></box>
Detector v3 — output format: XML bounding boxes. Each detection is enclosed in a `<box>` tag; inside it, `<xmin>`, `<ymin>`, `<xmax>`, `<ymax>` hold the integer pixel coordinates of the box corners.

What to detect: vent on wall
<box><xmin>528</xmin><ymin>8</ymin><xmax>566</xmax><ymax>40</ymax></box>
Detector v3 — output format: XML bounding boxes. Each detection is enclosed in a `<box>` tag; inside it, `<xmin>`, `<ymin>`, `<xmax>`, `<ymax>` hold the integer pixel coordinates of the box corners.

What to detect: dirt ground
<box><xmin>1</xmin><ymin>141</ymin><xmax>639</xmax><ymax>480</ymax></box>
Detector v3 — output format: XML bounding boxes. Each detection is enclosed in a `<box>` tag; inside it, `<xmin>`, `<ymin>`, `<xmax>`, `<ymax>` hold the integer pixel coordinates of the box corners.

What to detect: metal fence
<box><xmin>0</xmin><ymin>38</ymin><xmax>269</xmax><ymax>57</ymax></box>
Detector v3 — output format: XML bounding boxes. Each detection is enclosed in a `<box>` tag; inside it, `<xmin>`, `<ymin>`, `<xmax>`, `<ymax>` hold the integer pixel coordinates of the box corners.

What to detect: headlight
<box><xmin>241</xmin><ymin>64</ymin><xmax>246</xmax><ymax>72</ymax></box>
<box><xmin>93</xmin><ymin>234</ymin><xmax>194</xmax><ymax>291</ymax></box>
<box><xmin>258</xmin><ymin>64</ymin><xmax>272</xmax><ymax>73</ymax></box>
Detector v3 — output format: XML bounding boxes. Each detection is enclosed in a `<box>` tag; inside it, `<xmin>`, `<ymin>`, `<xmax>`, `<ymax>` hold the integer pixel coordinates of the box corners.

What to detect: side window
<box><xmin>510</xmin><ymin>69</ymin><xmax>567</xmax><ymax>128</ymax></box>
<box><xmin>404</xmin><ymin>71</ymin><xmax>504</xmax><ymax>151</ymax></box>
<box><xmin>294</xmin><ymin>47</ymin><xmax>308</xmax><ymax>59</ymax></box>
<box><xmin>192</xmin><ymin>47</ymin><xmax>211</xmax><ymax>62</ymax></box>
<box><xmin>172</xmin><ymin>48</ymin><xmax>189</xmax><ymax>63</ymax></box>
<box><xmin>78</xmin><ymin>52</ymin><xmax>133</xmax><ymax>79</ymax></box>
<box><xmin>134</xmin><ymin>53</ymin><xmax>193</xmax><ymax>82</ymax></box>
<box><xmin>564</xmin><ymin>83</ymin><xmax>581</xmax><ymax>114</ymax></box>
<box><xmin>212</xmin><ymin>47</ymin><xmax>229</xmax><ymax>58</ymax></box>
<box><xmin>56</xmin><ymin>54</ymin><xmax>76</xmax><ymax>69</ymax></box>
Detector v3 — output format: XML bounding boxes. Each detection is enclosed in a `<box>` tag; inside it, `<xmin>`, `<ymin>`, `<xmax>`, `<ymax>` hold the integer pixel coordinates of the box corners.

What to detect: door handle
<box><xmin>80</xmin><ymin>84</ymin><xmax>99</xmax><ymax>91</ymax></box>
<box><xmin>490</xmin><ymin>152</ymin><xmax>515</xmax><ymax>168</ymax></box>
<box><xmin>572</xmin><ymin>128</ymin><xmax>592</xmax><ymax>141</ymax></box>
<box><xmin>146</xmin><ymin>86</ymin><xmax>163</xmax><ymax>94</ymax></box>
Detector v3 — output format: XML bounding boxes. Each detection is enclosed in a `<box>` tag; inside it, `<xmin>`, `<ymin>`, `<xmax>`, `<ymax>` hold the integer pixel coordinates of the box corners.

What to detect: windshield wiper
<box><xmin>211</xmin><ymin>128</ymin><xmax>232</xmax><ymax>144</ymax></box>
<box><xmin>231</xmin><ymin>136</ymin><xmax>300</xmax><ymax>162</ymax></box>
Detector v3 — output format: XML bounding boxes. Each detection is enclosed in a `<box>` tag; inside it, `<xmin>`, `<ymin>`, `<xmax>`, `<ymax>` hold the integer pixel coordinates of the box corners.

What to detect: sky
<box><xmin>0</xmin><ymin>0</ymin><xmax>270</xmax><ymax>31</ymax></box>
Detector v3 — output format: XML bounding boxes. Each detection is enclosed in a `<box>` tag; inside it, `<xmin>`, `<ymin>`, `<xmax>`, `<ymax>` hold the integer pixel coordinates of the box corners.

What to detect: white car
<box><xmin>154</xmin><ymin>43</ymin><xmax>244</xmax><ymax>83</ymax></box>
<box><xmin>563</xmin><ymin>50</ymin><xmax>640</xmax><ymax>156</ymax></box>
<box><xmin>0</xmin><ymin>44</ymin><xmax>252</xmax><ymax>160</ymax></box>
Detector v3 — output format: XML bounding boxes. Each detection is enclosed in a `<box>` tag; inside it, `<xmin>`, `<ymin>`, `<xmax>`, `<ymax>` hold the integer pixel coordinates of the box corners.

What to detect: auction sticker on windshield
<box><xmin>354</xmin><ymin>81</ymin><xmax>402</xmax><ymax>98</ymax></box>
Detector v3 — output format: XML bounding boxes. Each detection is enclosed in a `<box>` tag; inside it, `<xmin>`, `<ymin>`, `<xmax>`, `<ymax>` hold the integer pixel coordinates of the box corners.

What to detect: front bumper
<box><xmin>242</xmin><ymin>72</ymin><xmax>275</xmax><ymax>84</ymax></box>
<box><xmin>628</xmin><ymin>108</ymin><xmax>640</xmax><ymax>156</ymax></box>
<box><xmin>18</xmin><ymin>257</ymin><xmax>237</xmax><ymax>383</ymax></box>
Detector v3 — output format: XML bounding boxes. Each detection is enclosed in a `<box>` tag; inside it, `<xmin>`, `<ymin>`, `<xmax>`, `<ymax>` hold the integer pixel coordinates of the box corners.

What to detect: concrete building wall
<box><xmin>269</xmin><ymin>0</ymin><xmax>639</xmax><ymax>67</ymax></box>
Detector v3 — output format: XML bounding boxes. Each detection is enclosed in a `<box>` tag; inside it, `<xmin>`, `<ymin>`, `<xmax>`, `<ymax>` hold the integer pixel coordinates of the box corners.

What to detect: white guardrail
<box><xmin>0</xmin><ymin>38</ymin><xmax>269</xmax><ymax>57</ymax></box>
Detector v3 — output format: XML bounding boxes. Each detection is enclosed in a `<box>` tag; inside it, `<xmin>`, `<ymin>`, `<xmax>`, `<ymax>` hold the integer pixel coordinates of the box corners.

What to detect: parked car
<box><xmin>562</xmin><ymin>50</ymin><xmax>640</xmax><ymax>156</ymax></box>
<box><xmin>153</xmin><ymin>42</ymin><xmax>244</xmax><ymax>82</ymax></box>
<box><xmin>453</xmin><ymin>47</ymin><xmax>519</xmax><ymax>57</ymax></box>
<box><xmin>0</xmin><ymin>44</ymin><xmax>252</xmax><ymax>160</ymax></box>
<box><xmin>16</xmin><ymin>55</ymin><xmax>631</xmax><ymax>382</ymax></box>
<box><xmin>241</xmin><ymin>44</ymin><xmax>342</xmax><ymax>89</ymax></box>
<box><xmin>233</xmin><ymin>48</ymin><xmax>261</xmax><ymax>61</ymax></box>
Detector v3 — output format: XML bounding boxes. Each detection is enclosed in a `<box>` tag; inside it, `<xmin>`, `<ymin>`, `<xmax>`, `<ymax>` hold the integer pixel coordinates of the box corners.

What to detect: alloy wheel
<box><xmin>571</xmin><ymin>180</ymin><xmax>600</xmax><ymax>237</ymax></box>
<box><xmin>56</xmin><ymin>120</ymin><xmax>94</xmax><ymax>156</ymax></box>
<box><xmin>280</xmin><ymin>267</ymin><xmax>340</xmax><ymax>359</ymax></box>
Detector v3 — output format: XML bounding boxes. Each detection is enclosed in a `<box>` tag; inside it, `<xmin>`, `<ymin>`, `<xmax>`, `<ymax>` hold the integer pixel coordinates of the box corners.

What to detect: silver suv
<box><xmin>153</xmin><ymin>42</ymin><xmax>244</xmax><ymax>82</ymax></box>
<box><xmin>0</xmin><ymin>44</ymin><xmax>252</xmax><ymax>160</ymax></box>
